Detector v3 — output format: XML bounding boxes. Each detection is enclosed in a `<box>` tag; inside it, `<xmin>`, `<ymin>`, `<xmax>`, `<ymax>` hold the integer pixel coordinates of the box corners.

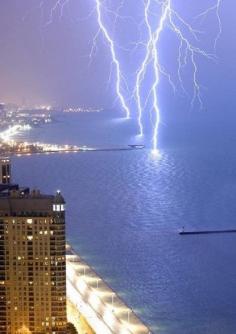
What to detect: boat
<box><xmin>128</xmin><ymin>144</ymin><xmax>145</xmax><ymax>149</ymax></box>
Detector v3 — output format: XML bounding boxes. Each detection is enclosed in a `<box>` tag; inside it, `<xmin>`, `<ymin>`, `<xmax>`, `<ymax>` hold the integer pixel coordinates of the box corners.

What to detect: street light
<box><xmin>127</xmin><ymin>310</ymin><xmax>131</xmax><ymax>324</ymax></box>
<box><xmin>111</xmin><ymin>293</ymin><xmax>115</xmax><ymax>310</ymax></box>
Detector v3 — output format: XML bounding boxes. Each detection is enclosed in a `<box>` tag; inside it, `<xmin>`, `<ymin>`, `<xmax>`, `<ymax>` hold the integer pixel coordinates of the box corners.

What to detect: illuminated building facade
<box><xmin>0</xmin><ymin>160</ymin><xmax>67</xmax><ymax>334</ymax></box>
<box><xmin>0</xmin><ymin>157</ymin><xmax>11</xmax><ymax>184</ymax></box>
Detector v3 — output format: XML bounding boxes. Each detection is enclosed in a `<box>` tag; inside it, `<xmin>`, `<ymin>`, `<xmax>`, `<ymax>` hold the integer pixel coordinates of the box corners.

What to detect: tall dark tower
<box><xmin>0</xmin><ymin>158</ymin><xmax>11</xmax><ymax>184</ymax></box>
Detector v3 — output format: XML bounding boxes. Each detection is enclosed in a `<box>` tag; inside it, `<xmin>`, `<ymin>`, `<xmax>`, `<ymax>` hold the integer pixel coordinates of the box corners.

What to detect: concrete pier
<box><xmin>66</xmin><ymin>244</ymin><xmax>152</xmax><ymax>334</ymax></box>
<box><xmin>179</xmin><ymin>229</ymin><xmax>236</xmax><ymax>235</ymax></box>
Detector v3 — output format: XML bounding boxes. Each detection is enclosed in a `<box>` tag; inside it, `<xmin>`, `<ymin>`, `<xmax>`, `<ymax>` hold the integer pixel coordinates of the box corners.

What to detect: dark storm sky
<box><xmin>0</xmin><ymin>0</ymin><xmax>235</xmax><ymax>120</ymax></box>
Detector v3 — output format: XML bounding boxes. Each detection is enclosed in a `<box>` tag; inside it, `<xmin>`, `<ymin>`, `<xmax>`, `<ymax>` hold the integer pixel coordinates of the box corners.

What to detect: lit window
<box><xmin>53</xmin><ymin>204</ymin><xmax>65</xmax><ymax>212</ymax></box>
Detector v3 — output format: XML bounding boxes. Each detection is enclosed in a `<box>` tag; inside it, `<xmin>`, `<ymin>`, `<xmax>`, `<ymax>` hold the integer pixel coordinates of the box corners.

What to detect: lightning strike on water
<box><xmin>134</xmin><ymin>0</ymin><xmax>222</xmax><ymax>153</ymax></box>
<box><xmin>32</xmin><ymin>0</ymin><xmax>223</xmax><ymax>152</ymax></box>
<box><xmin>151</xmin><ymin>1</ymin><xmax>170</xmax><ymax>154</ymax></box>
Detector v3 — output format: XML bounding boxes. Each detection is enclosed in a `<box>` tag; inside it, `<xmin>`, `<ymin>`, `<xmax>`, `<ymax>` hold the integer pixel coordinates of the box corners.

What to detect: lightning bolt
<box><xmin>134</xmin><ymin>0</ymin><xmax>221</xmax><ymax>153</ymax></box>
<box><xmin>94</xmin><ymin>0</ymin><xmax>131</xmax><ymax>119</ymax></box>
<box><xmin>43</xmin><ymin>0</ymin><xmax>70</xmax><ymax>26</ymax></box>
<box><xmin>169</xmin><ymin>9</ymin><xmax>215</xmax><ymax>110</ymax></box>
<box><xmin>151</xmin><ymin>1</ymin><xmax>170</xmax><ymax>154</ymax></box>
<box><xmin>213</xmin><ymin>0</ymin><xmax>223</xmax><ymax>50</ymax></box>
<box><xmin>28</xmin><ymin>0</ymin><xmax>223</xmax><ymax>153</ymax></box>
<box><xmin>135</xmin><ymin>0</ymin><xmax>153</xmax><ymax>137</ymax></box>
<box><xmin>45</xmin><ymin>0</ymin><xmax>62</xmax><ymax>26</ymax></box>
<box><xmin>60</xmin><ymin>0</ymin><xmax>70</xmax><ymax>20</ymax></box>
<box><xmin>38</xmin><ymin>0</ymin><xmax>132</xmax><ymax>120</ymax></box>
<box><xmin>197</xmin><ymin>0</ymin><xmax>222</xmax><ymax>50</ymax></box>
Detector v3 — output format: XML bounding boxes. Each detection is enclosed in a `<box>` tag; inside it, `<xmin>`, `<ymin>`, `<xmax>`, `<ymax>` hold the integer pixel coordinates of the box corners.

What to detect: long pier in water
<box><xmin>3</xmin><ymin>145</ymin><xmax>145</xmax><ymax>157</ymax></box>
<box><xmin>179</xmin><ymin>229</ymin><xmax>236</xmax><ymax>235</ymax></box>
<box><xmin>66</xmin><ymin>244</ymin><xmax>152</xmax><ymax>334</ymax></box>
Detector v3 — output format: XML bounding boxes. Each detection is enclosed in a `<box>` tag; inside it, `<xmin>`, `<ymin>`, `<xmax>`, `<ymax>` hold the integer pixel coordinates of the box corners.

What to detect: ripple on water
<box><xmin>12</xmin><ymin>146</ymin><xmax>236</xmax><ymax>334</ymax></box>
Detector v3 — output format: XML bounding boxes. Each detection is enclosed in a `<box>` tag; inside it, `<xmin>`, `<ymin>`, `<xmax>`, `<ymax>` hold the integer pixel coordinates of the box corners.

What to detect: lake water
<box><xmin>12</xmin><ymin>112</ymin><xmax>236</xmax><ymax>334</ymax></box>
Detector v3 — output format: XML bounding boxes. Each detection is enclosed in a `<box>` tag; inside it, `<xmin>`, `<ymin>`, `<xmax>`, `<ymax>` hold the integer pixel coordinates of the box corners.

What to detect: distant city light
<box><xmin>0</xmin><ymin>124</ymin><xmax>31</xmax><ymax>142</ymax></box>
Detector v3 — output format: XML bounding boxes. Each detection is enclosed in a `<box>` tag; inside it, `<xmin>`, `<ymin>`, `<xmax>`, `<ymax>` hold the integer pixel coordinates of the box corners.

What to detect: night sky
<box><xmin>0</xmin><ymin>1</ymin><xmax>235</xmax><ymax>122</ymax></box>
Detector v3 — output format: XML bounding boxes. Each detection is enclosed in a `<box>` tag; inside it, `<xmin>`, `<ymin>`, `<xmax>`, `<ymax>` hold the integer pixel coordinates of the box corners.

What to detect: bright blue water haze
<box><xmin>13</xmin><ymin>113</ymin><xmax>236</xmax><ymax>334</ymax></box>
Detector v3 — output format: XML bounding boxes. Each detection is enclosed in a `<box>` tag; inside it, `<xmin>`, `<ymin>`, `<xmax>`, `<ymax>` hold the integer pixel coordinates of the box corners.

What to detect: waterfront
<box><xmin>66</xmin><ymin>245</ymin><xmax>151</xmax><ymax>334</ymax></box>
<box><xmin>12</xmin><ymin>112</ymin><xmax>236</xmax><ymax>334</ymax></box>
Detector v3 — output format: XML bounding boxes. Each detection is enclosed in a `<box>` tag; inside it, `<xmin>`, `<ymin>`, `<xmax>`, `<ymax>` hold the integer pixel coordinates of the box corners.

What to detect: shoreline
<box><xmin>66</xmin><ymin>244</ymin><xmax>152</xmax><ymax>334</ymax></box>
<box><xmin>0</xmin><ymin>146</ymin><xmax>145</xmax><ymax>157</ymax></box>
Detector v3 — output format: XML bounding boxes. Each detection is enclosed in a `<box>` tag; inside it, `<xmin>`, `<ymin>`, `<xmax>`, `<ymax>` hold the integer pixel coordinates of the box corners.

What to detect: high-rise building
<box><xmin>0</xmin><ymin>159</ymin><xmax>67</xmax><ymax>334</ymax></box>
<box><xmin>0</xmin><ymin>103</ymin><xmax>6</xmax><ymax>120</ymax></box>
<box><xmin>0</xmin><ymin>103</ymin><xmax>5</xmax><ymax>113</ymax></box>
<box><xmin>0</xmin><ymin>158</ymin><xmax>11</xmax><ymax>184</ymax></box>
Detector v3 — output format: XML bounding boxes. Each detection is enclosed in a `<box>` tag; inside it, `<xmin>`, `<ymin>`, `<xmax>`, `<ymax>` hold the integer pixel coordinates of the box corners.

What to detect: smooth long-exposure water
<box><xmin>13</xmin><ymin>112</ymin><xmax>236</xmax><ymax>334</ymax></box>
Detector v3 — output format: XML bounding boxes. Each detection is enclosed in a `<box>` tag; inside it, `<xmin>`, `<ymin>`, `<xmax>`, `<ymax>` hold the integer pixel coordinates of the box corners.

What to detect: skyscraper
<box><xmin>0</xmin><ymin>157</ymin><xmax>11</xmax><ymax>184</ymax></box>
<box><xmin>0</xmin><ymin>159</ymin><xmax>67</xmax><ymax>334</ymax></box>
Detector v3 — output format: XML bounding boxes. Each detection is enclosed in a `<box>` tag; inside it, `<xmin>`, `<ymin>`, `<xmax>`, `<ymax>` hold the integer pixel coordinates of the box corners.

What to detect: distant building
<box><xmin>0</xmin><ymin>157</ymin><xmax>11</xmax><ymax>184</ymax></box>
<box><xmin>0</xmin><ymin>159</ymin><xmax>67</xmax><ymax>334</ymax></box>
<box><xmin>0</xmin><ymin>103</ymin><xmax>5</xmax><ymax>112</ymax></box>
<box><xmin>0</xmin><ymin>103</ymin><xmax>6</xmax><ymax>118</ymax></box>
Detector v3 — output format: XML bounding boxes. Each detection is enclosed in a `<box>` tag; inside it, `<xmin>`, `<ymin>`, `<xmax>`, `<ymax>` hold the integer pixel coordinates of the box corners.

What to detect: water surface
<box><xmin>13</xmin><ymin>112</ymin><xmax>236</xmax><ymax>334</ymax></box>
